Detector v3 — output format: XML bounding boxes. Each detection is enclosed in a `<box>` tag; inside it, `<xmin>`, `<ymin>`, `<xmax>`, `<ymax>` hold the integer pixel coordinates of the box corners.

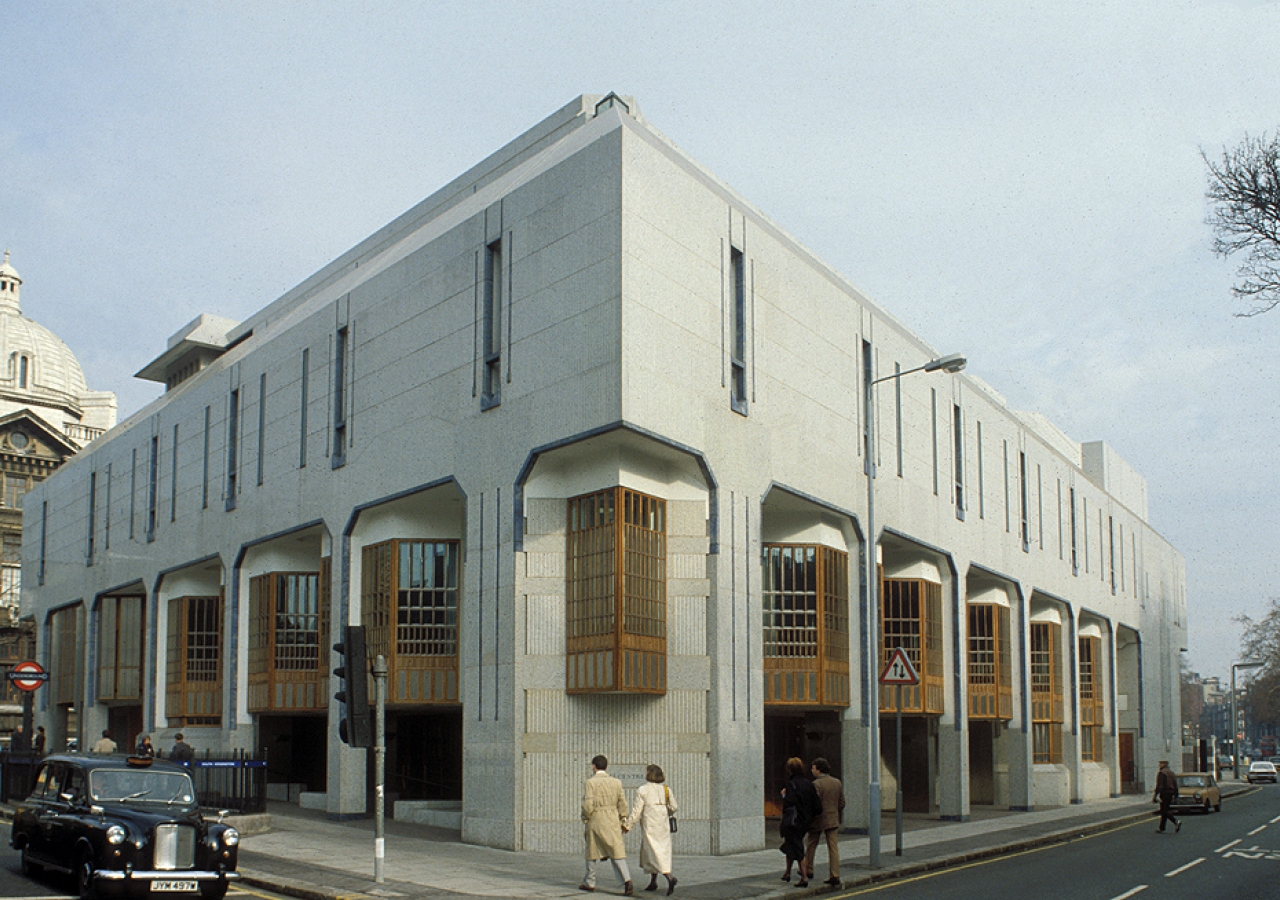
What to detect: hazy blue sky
<box><xmin>5</xmin><ymin>1</ymin><xmax>1279</xmax><ymax>682</ymax></box>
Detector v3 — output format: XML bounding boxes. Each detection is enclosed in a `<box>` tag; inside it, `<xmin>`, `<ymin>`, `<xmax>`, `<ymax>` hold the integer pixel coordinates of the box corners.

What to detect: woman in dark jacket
<box><xmin>779</xmin><ymin>757</ymin><xmax>817</xmax><ymax>885</ymax></box>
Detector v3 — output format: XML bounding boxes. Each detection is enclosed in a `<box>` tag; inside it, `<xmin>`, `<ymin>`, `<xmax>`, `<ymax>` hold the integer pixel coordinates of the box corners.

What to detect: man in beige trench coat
<box><xmin>580</xmin><ymin>755</ymin><xmax>633</xmax><ymax>895</ymax></box>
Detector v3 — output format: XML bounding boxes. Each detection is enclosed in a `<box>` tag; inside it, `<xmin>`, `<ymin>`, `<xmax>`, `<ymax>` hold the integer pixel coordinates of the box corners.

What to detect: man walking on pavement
<box><xmin>580</xmin><ymin>755</ymin><xmax>633</xmax><ymax>895</ymax></box>
<box><xmin>1153</xmin><ymin>759</ymin><xmax>1181</xmax><ymax>834</ymax></box>
<box><xmin>803</xmin><ymin>757</ymin><xmax>846</xmax><ymax>886</ymax></box>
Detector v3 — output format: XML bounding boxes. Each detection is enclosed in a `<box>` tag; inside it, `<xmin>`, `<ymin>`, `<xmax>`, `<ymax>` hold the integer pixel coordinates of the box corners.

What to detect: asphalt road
<box><xmin>835</xmin><ymin>784</ymin><xmax>1279</xmax><ymax>900</ymax></box>
<box><xmin>0</xmin><ymin>846</ymin><xmax>279</xmax><ymax>900</ymax></box>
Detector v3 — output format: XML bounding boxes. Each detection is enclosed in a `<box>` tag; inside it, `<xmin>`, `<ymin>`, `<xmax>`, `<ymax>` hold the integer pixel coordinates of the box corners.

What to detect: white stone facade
<box><xmin>23</xmin><ymin>95</ymin><xmax>1186</xmax><ymax>854</ymax></box>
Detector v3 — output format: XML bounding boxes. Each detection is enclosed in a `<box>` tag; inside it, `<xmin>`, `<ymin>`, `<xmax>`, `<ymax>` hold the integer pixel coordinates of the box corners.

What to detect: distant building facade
<box><xmin>24</xmin><ymin>97</ymin><xmax>1185</xmax><ymax>852</ymax></box>
<box><xmin>0</xmin><ymin>252</ymin><xmax>115</xmax><ymax>741</ymax></box>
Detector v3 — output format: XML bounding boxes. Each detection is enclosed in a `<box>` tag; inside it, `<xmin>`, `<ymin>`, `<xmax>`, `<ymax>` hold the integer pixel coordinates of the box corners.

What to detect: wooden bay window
<box><xmin>881</xmin><ymin>578</ymin><xmax>944</xmax><ymax>714</ymax></box>
<box><xmin>98</xmin><ymin>594</ymin><xmax>144</xmax><ymax>702</ymax></box>
<box><xmin>362</xmin><ymin>539</ymin><xmax>460</xmax><ymax>703</ymax></box>
<box><xmin>566</xmin><ymin>488</ymin><xmax>666</xmax><ymax>694</ymax></box>
<box><xmin>967</xmin><ymin>603</ymin><xmax>1012</xmax><ymax>720</ymax></box>
<box><xmin>247</xmin><ymin>571</ymin><xmax>328</xmax><ymax>711</ymax></box>
<box><xmin>166</xmin><ymin>595</ymin><xmax>222</xmax><ymax>726</ymax></box>
<box><xmin>1079</xmin><ymin>635</ymin><xmax>1104</xmax><ymax>762</ymax></box>
<box><xmin>762</xmin><ymin>544</ymin><xmax>849</xmax><ymax>706</ymax></box>
<box><xmin>1031</xmin><ymin>621</ymin><xmax>1065</xmax><ymax>763</ymax></box>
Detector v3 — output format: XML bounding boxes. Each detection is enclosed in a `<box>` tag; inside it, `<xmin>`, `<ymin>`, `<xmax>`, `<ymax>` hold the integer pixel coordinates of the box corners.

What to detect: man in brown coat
<box><xmin>1153</xmin><ymin>759</ymin><xmax>1181</xmax><ymax>834</ymax></box>
<box><xmin>580</xmin><ymin>755</ymin><xmax>633</xmax><ymax>895</ymax></box>
<box><xmin>803</xmin><ymin>757</ymin><xmax>845</xmax><ymax>886</ymax></box>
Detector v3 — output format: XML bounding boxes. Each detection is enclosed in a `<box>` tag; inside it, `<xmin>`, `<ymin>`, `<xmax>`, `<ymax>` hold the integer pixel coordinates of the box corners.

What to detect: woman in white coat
<box><xmin>625</xmin><ymin>764</ymin><xmax>678</xmax><ymax>894</ymax></box>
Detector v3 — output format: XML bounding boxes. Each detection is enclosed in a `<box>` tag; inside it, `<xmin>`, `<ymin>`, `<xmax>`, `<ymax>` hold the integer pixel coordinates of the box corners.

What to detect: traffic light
<box><xmin>333</xmin><ymin>625</ymin><xmax>373</xmax><ymax>748</ymax></box>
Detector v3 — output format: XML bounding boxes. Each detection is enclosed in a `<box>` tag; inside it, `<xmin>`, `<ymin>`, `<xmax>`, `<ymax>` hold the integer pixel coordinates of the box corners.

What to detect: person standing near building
<box><xmin>1154</xmin><ymin>759</ymin><xmax>1181</xmax><ymax>833</ymax></box>
<box><xmin>625</xmin><ymin>763</ymin><xmax>677</xmax><ymax>895</ymax></box>
<box><xmin>135</xmin><ymin>734</ymin><xmax>154</xmax><ymax>758</ymax></box>
<box><xmin>10</xmin><ymin>724</ymin><xmax>30</xmax><ymax>754</ymax></box>
<box><xmin>170</xmin><ymin>733</ymin><xmax>194</xmax><ymax>764</ymax></box>
<box><xmin>803</xmin><ymin>757</ymin><xmax>845</xmax><ymax>887</ymax></box>
<box><xmin>779</xmin><ymin>757</ymin><xmax>817</xmax><ymax>885</ymax></box>
<box><xmin>33</xmin><ymin>726</ymin><xmax>46</xmax><ymax>756</ymax></box>
<box><xmin>580</xmin><ymin>755</ymin><xmax>633</xmax><ymax>895</ymax></box>
<box><xmin>91</xmin><ymin>730</ymin><xmax>116</xmax><ymax>753</ymax></box>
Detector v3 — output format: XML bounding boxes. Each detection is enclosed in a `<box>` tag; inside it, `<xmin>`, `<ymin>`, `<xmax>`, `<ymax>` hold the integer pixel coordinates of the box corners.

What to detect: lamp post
<box><xmin>1231</xmin><ymin>660</ymin><xmax>1263</xmax><ymax>780</ymax></box>
<box><xmin>864</xmin><ymin>351</ymin><xmax>965</xmax><ymax>868</ymax></box>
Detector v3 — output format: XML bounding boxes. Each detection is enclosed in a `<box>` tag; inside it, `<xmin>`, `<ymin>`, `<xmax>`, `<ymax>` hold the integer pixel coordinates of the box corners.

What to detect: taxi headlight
<box><xmin>221</xmin><ymin>828</ymin><xmax>240</xmax><ymax>847</ymax></box>
<box><xmin>106</xmin><ymin>825</ymin><xmax>127</xmax><ymax>845</ymax></box>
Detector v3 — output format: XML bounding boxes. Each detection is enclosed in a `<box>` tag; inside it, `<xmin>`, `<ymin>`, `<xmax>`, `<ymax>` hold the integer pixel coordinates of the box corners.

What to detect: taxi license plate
<box><xmin>150</xmin><ymin>881</ymin><xmax>199</xmax><ymax>892</ymax></box>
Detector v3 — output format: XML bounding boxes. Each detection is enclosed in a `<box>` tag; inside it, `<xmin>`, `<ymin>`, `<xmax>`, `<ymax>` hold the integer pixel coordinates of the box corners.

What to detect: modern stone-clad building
<box><xmin>24</xmin><ymin>95</ymin><xmax>1186</xmax><ymax>853</ymax></box>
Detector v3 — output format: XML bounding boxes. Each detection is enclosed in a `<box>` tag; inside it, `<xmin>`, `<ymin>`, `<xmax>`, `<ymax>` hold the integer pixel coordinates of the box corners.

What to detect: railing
<box><xmin>0</xmin><ymin>749</ymin><xmax>268</xmax><ymax>814</ymax></box>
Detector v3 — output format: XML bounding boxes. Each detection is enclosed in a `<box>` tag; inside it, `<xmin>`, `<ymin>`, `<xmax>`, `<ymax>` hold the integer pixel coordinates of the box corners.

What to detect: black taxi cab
<box><xmin>10</xmin><ymin>754</ymin><xmax>240</xmax><ymax>900</ymax></box>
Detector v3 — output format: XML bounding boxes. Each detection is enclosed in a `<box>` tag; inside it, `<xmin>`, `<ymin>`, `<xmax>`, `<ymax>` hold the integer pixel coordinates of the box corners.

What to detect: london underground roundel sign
<box><xmin>7</xmin><ymin>660</ymin><xmax>48</xmax><ymax>692</ymax></box>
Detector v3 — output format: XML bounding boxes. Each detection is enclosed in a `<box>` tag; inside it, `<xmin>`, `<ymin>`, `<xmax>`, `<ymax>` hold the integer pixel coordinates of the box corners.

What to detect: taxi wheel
<box><xmin>1203</xmin><ymin>800</ymin><xmax>1211</xmax><ymax>814</ymax></box>
<box><xmin>20</xmin><ymin>844</ymin><xmax>41</xmax><ymax>877</ymax></box>
<box><xmin>201</xmin><ymin>884</ymin><xmax>228</xmax><ymax>900</ymax></box>
<box><xmin>76</xmin><ymin>851</ymin><xmax>98</xmax><ymax>900</ymax></box>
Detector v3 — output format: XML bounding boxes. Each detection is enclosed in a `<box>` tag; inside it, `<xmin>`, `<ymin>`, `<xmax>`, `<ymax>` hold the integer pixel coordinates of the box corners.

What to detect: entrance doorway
<box><xmin>389</xmin><ymin>709</ymin><xmax>462</xmax><ymax>802</ymax></box>
<box><xmin>107</xmin><ymin>705</ymin><xmax>142</xmax><ymax>753</ymax></box>
<box><xmin>1119</xmin><ymin>731</ymin><xmax>1139</xmax><ymax>793</ymax></box>
<box><xmin>880</xmin><ymin>715</ymin><xmax>933</xmax><ymax>813</ymax></box>
<box><xmin>763</xmin><ymin>710</ymin><xmax>842</xmax><ymax>816</ymax></box>
<box><xmin>258</xmin><ymin>715</ymin><xmax>327</xmax><ymax>793</ymax></box>
<box><xmin>969</xmin><ymin>721</ymin><xmax>995</xmax><ymax>805</ymax></box>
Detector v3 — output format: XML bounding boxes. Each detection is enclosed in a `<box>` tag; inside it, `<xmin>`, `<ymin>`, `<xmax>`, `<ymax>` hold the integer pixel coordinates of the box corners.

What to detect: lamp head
<box><xmin>923</xmin><ymin>352</ymin><xmax>966</xmax><ymax>374</ymax></box>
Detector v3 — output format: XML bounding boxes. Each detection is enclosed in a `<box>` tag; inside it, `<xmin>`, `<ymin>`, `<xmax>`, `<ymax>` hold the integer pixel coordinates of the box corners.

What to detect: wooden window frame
<box><xmin>1031</xmin><ymin>621</ymin><xmax>1065</xmax><ymax>763</ymax></box>
<box><xmin>762</xmin><ymin>543</ymin><xmax>850</xmax><ymax>707</ymax></box>
<box><xmin>880</xmin><ymin>577</ymin><xmax>944</xmax><ymax>714</ymax></box>
<box><xmin>967</xmin><ymin>603</ymin><xmax>1012</xmax><ymax>720</ymax></box>
<box><xmin>361</xmin><ymin>540</ymin><xmax>460</xmax><ymax>704</ymax></box>
<box><xmin>165</xmin><ymin>594</ymin><xmax>223</xmax><ymax>727</ymax></box>
<box><xmin>566</xmin><ymin>487</ymin><xmax>667</xmax><ymax>694</ymax></box>
<box><xmin>96</xmin><ymin>594</ymin><xmax>144</xmax><ymax>702</ymax></box>
<box><xmin>1079</xmin><ymin>635</ymin><xmax>1104</xmax><ymax>763</ymax></box>
<box><xmin>246</xmin><ymin>571</ymin><xmax>328</xmax><ymax>712</ymax></box>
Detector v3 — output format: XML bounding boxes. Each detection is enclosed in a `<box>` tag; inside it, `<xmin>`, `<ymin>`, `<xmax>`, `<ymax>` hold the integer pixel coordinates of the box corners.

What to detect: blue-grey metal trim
<box><xmin>512</xmin><ymin>420</ymin><xmax>719</xmax><ymax>553</ymax></box>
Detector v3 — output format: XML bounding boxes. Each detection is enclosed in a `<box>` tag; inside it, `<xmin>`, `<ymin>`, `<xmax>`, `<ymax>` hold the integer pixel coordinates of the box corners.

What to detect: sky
<box><xmin>4</xmin><ymin>0</ymin><xmax>1279</xmax><ymax>684</ymax></box>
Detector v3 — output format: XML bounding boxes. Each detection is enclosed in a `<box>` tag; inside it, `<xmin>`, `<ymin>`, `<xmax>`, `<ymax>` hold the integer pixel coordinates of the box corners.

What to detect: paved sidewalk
<box><xmin>233</xmin><ymin>783</ymin><xmax>1254</xmax><ymax>900</ymax></box>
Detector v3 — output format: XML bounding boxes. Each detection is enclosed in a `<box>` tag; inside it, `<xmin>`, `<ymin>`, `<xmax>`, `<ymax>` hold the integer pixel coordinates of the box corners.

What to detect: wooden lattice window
<box><xmin>1079</xmin><ymin>635</ymin><xmax>1104</xmax><ymax>762</ymax></box>
<box><xmin>880</xmin><ymin>578</ymin><xmax>944</xmax><ymax>714</ymax></box>
<box><xmin>97</xmin><ymin>594</ymin><xmax>143</xmax><ymax>701</ymax></box>
<box><xmin>1031</xmin><ymin>621</ymin><xmax>1064</xmax><ymax>763</ymax></box>
<box><xmin>246</xmin><ymin>572</ymin><xmax>328</xmax><ymax>712</ymax></box>
<box><xmin>566</xmin><ymin>488</ymin><xmax>666</xmax><ymax>694</ymax></box>
<box><xmin>361</xmin><ymin>539</ymin><xmax>460</xmax><ymax>704</ymax></box>
<box><xmin>967</xmin><ymin>604</ymin><xmax>1012</xmax><ymax>720</ymax></box>
<box><xmin>165</xmin><ymin>595</ymin><xmax>222</xmax><ymax>727</ymax></box>
<box><xmin>49</xmin><ymin>605</ymin><xmax>81</xmax><ymax>707</ymax></box>
<box><xmin>762</xmin><ymin>544</ymin><xmax>850</xmax><ymax>706</ymax></box>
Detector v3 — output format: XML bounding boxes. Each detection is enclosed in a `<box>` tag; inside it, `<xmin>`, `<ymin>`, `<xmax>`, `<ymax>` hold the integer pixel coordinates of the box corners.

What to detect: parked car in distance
<box><xmin>1172</xmin><ymin>773</ymin><xmax>1221</xmax><ymax>813</ymax></box>
<box><xmin>1248</xmin><ymin>761</ymin><xmax>1279</xmax><ymax>784</ymax></box>
<box><xmin>10</xmin><ymin>754</ymin><xmax>240</xmax><ymax>900</ymax></box>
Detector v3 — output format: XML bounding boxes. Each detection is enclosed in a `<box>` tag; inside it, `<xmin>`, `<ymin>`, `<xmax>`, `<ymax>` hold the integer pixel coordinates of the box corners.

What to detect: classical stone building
<box><xmin>24</xmin><ymin>96</ymin><xmax>1185</xmax><ymax>852</ymax></box>
<box><xmin>0</xmin><ymin>252</ymin><xmax>116</xmax><ymax>741</ymax></box>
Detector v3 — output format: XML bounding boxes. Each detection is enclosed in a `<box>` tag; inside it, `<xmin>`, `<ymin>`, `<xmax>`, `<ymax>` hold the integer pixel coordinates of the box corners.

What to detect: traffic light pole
<box><xmin>374</xmin><ymin>654</ymin><xmax>387</xmax><ymax>884</ymax></box>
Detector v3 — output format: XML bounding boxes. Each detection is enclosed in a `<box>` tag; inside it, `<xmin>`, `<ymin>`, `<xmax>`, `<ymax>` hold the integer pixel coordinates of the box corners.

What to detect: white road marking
<box><xmin>1109</xmin><ymin>887</ymin><xmax>1148</xmax><ymax>900</ymax></box>
<box><xmin>1270</xmin><ymin>815</ymin><xmax>1280</xmax><ymax>825</ymax></box>
<box><xmin>1248</xmin><ymin>825</ymin><xmax>1268</xmax><ymax>836</ymax></box>
<box><xmin>1164</xmin><ymin>857</ymin><xmax>1206</xmax><ymax>877</ymax></box>
<box><xmin>1217</xmin><ymin>838</ymin><xmax>1242</xmax><ymax>853</ymax></box>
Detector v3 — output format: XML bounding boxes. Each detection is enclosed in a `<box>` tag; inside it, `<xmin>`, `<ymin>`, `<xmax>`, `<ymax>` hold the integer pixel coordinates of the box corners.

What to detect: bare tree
<box><xmin>1237</xmin><ymin>599</ymin><xmax>1280</xmax><ymax>726</ymax></box>
<box><xmin>1204</xmin><ymin>133</ymin><xmax>1280</xmax><ymax>316</ymax></box>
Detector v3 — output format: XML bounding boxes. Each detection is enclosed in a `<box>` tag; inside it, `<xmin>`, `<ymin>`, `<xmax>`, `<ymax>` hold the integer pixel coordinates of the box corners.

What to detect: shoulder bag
<box><xmin>665</xmin><ymin>784</ymin><xmax>678</xmax><ymax>833</ymax></box>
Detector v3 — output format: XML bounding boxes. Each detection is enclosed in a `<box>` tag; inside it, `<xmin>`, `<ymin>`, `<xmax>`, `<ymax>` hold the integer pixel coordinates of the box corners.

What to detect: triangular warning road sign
<box><xmin>880</xmin><ymin>647</ymin><xmax>920</xmax><ymax>685</ymax></box>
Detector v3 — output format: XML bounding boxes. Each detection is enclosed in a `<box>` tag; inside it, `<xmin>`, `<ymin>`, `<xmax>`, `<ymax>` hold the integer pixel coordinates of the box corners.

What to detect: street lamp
<box><xmin>864</xmin><ymin>351</ymin><xmax>966</xmax><ymax>868</ymax></box>
<box><xmin>1231</xmin><ymin>660</ymin><xmax>1263</xmax><ymax>780</ymax></box>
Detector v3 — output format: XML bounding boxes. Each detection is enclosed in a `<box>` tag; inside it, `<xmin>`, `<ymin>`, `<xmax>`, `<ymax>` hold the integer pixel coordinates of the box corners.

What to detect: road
<box><xmin>836</xmin><ymin>784</ymin><xmax>1278</xmax><ymax>900</ymax></box>
<box><xmin>0</xmin><ymin>845</ymin><xmax>287</xmax><ymax>900</ymax></box>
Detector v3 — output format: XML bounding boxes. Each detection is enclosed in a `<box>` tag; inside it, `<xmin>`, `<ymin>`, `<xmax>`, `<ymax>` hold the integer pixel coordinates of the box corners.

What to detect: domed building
<box><xmin>0</xmin><ymin>252</ymin><xmax>115</xmax><ymax>729</ymax></box>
